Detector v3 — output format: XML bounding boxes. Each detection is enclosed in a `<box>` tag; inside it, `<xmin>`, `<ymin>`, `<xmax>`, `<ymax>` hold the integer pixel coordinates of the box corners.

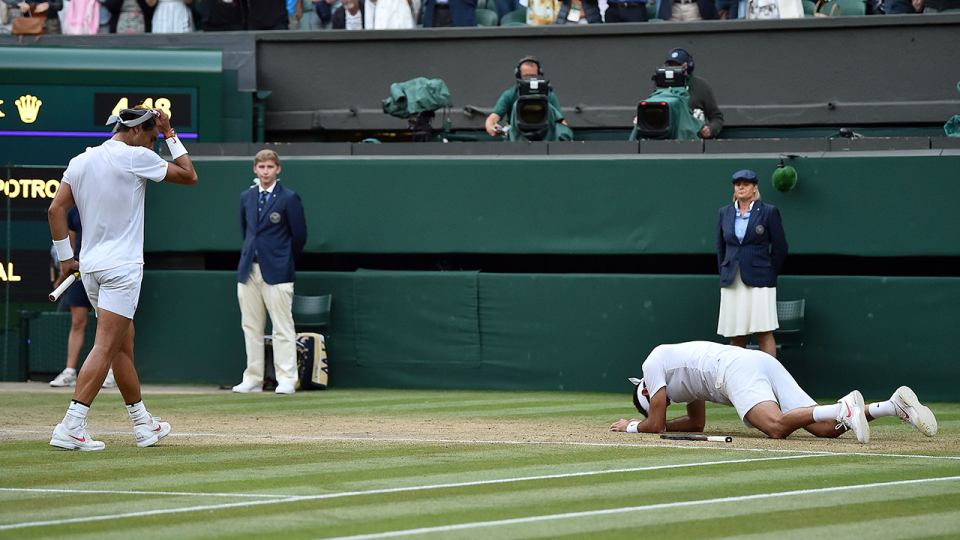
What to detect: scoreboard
<box><xmin>0</xmin><ymin>46</ymin><xmax>229</xmax><ymax>166</ymax></box>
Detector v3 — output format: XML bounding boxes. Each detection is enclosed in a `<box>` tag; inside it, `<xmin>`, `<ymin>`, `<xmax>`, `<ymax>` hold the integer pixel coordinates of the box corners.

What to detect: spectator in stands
<box><xmin>484</xmin><ymin>56</ymin><xmax>572</xmax><ymax>142</ymax></box>
<box><xmin>246</xmin><ymin>0</ymin><xmax>289</xmax><ymax>28</ymax></box>
<box><xmin>913</xmin><ymin>0</ymin><xmax>960</xmax><ymax>11</ymax></box>
<box><xmin>313</xmin><ymin>0</ymin><xmax>334</xmax><ymax>27</ymax></box>
<box><xmin>601</xmin><ymin>0</ymin><xmax>645</xmax><ymax>23</ymax></box>
<box><xmin>491</xmin><ymin>0</ymin><xmax>518</xmax><ymax>19</ymax></box>
<box><xmin>554</xmin><ymin>0</ymin><xmax>602</xmax><ymax>23</ymax></box>
<box><xmin>5</xmin><ymin>0</ymin><xmax>63</xmax><ymax>33</ymax></box>
<box><xmin>655</xmin><ymin>0</ymin><xmax>716</xmax><ymax>20</ymax></box>
<box><xmin>717</xmin><ymin>169</ymin><xmax>788</xmax><ymax>358</ymax></box>
<box><xmin>286</xmin><ymin>0</ymin><xmax>303</xmax><ymax>28</ymax></box>
<box><xmin>716</xmin><ymin>0</ymin><xmax>738</xmax><ymax>17</ymax></box>
<box><xmin>113</xmin><ymin>0</ymin><xmax>151</xmax><ymax>33</ymax></box>
<box><xmin>364</xmin><ymin>0</ymin><xmax>416</xmax><ymax>27</ymax></box>
<box><xmin>665</xmin><ymin>48</ymin><xmax>723</xmax><ymax>139</ymax></box>
<box><xmin>882</xmin><ymin>0</ymin><xmax>917</xmax><ymax>12</ymax></box>
<box><xmin>198</xmin><ymin>0</ymin><xmax>245</xmax><ymax>30</ymax></box>
<box><xmin>49</xmin><ymin>207</ymin><xmax>116</xmax><ymax>389</ymax></box>
<box><xmin>332</xmin><ymin>0</ymin><xmax>364</xmax><ymax>27</ymax></box>
<box><xmin>148</xmin><ymin>0</ymin><xmax>195</xmax><ymax>31</ymax></box>
<box><xmin>422</xmin><ymin>0</ymin><xmax>475</xmax><ymax>26</ymax></box>
<box><xmin>232</xmin><ymin>150</ymin><xmax>307</xmax><ymax>395</ymax></box>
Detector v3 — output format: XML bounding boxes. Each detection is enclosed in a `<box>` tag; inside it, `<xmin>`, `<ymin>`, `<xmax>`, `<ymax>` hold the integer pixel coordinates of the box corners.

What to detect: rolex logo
<box><xmin>15</xmin><ymin>95</ymin><xmax>42</xmax><ymax>124</ymax></box>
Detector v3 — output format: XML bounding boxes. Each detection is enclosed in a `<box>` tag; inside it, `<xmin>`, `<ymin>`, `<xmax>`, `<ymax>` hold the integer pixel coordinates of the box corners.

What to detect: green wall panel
<box><xmin>130</xmin><ymin>271</ymin><xmax>959</xmax><ymax>402</ymax></box>
<box><xmin>146</xmin><ymin>154</ymin><xmax>960</xmax><ymax>256</ymax></box>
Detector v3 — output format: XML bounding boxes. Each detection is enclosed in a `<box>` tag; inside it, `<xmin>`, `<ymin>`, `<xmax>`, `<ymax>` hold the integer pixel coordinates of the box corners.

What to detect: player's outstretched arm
<box><xmin>610</xmin><ymin>388</ymin><xmax>670</xmax><ymax>433</ymax></box>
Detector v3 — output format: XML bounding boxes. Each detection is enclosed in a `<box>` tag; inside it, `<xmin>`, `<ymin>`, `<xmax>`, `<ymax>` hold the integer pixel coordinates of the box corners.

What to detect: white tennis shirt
<box><xmin>61</xmin><ymin>140</ymin><xmax>168</xmax><ymax>273</ymax></box>
<box><xmin>641</xmin><ymin>341</ymin><xmax>738</xmax><ymax>407</ymax></box>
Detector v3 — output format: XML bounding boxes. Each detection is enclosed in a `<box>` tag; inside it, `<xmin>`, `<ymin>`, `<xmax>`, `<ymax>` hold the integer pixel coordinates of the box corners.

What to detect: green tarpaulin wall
<box><xmin>132</xmin><ymin>271</ymin><xmax>960</xmax><ymax>402</ymax></box>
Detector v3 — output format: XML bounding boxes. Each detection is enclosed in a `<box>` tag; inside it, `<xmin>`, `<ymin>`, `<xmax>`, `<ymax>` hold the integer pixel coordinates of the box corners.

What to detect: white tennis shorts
<box><xmin>720</xmin><ymin>350</ymin><xmax>817</xmax><ymax>428</ymax></box>
<box><xmin>81</xmin><ymin>263</ymin><xmax>144</xmax><ymax>320</ymax></box>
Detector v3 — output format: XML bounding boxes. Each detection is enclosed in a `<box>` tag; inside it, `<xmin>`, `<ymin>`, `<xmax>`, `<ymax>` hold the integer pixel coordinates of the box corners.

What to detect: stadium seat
<box><xmin>500</xmin><ymin>7</ymin><xmax>527</xmax><ymax>25</ymax></box>
<box><xmin>802</xmin><ymin>0</ymin><xmax>816</xmax><ymax>15</ymax></box>
<box><xmin>476</xmin><ymin>0</ymin><xmax>497</xmax><ymax>10</ymax></box>
<box><xmin>646</xmin><ymin>2</ymin><xmax>657</xmax><ymax>19</ymax></box>
<box><xmin>476</xmin><ymin>8</ymin><xmax>500</xmax><ymax>25</ymax></box>
<box><xmin>292</xmin><ymin>294</ymin><xmax>332</xmax><ymax>334</ymax></box>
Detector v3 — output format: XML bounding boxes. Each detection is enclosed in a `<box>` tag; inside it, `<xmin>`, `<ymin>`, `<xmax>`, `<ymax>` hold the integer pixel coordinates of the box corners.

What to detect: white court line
<box><xmin>320</xmin><ymin>475</ymin><xmax>960</xmax><ymax>540</ymax></box>
<box><xmin>0</xmin><ymin>454</ymin><xmax>819</xmax><ymax>531</ymax></box>
<box><xmin>0</xmin><ymin>487</ymin><xmax>290</xmax><ymax>499</ymax></box>
<box><xmin>3</xmin><ymin>428</ymin><xmax>959</xmax><ymax>461</ymax></box>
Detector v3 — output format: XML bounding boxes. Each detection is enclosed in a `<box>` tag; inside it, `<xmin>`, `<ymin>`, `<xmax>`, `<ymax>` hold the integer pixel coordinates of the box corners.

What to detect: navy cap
<box><xmin>732</xmin><ymin>170</ymin><xmax>758</xmax><ymax>184</ymax></box>
<box><xmin>666</xmin><ymin>48</ymin><xmax>692</xmax><ymax>65</ymax></box>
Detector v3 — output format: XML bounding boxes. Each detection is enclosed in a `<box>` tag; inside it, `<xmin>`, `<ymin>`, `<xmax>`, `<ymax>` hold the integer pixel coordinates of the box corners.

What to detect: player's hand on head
<box><xmin>153</xmin><ymin>109</ymin><xmax>172</xmax><ymax>132</ymax></box>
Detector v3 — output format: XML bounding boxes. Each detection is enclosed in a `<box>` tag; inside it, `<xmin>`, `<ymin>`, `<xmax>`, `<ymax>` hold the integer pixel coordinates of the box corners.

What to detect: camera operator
<box><xmin>484</xmin><ymin>56</ymin><xmax>572</xmax><ymax>142</ymax></box>
<box><xmin>664</xmin><ymin>48</ymin><xmax>723</xmax><ymax>139</ymax></box>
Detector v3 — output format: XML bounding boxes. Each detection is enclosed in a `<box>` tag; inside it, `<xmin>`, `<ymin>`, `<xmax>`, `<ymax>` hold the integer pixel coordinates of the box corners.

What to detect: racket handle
<box><xmin>49</xmin><ymin>273</ymin><xmax>77</xmax><ymax>302</ymax></box>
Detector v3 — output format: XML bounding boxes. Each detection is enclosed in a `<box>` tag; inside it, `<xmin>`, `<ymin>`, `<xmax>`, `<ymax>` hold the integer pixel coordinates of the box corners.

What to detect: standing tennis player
<box><xmin>610</xmin><ymin>341</ymin><xmax>937</xmax><ymax>444</ymax></box>
<box><xmin>47</xmin><ymin>106</ymin><xmax>198</xmax><ymax>451</ymax></box>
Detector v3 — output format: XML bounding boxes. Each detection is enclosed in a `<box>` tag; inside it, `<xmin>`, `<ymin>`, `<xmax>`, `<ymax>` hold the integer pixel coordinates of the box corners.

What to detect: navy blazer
<box><xmin>716</xmin><ymin>200</ymin><xmax>787</xmax><ymax>288</ymax></box>
<box><xmin>423</xmin><ymin>0</ymin><xmax>477</xmax><ymax>27</ymax></box>
<box><xmin>238</xmin><ymin>182</ymin><xmax>308</xmax><ymax>285</ymax></box>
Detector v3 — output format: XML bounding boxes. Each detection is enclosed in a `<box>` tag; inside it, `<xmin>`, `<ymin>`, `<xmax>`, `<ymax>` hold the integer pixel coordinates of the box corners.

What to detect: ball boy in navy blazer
<box><xmin>233</xmin><ymin>150</ymin><xmax>308</xmax><ymax>395</ymax></box>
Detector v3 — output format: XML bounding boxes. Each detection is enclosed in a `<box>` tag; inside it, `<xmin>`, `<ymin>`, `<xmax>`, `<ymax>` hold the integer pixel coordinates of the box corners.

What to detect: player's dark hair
<box><xmin>115</xmin><ymin>107</ymin><xmax>157</xmax><ymax>133</ymax></box>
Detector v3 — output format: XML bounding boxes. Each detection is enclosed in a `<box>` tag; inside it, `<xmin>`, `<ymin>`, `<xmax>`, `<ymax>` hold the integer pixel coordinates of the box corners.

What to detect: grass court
<box><xmin>1</xmin><ymin>386</ymin><xmax>959</xmax><ymax>539</ymax></box>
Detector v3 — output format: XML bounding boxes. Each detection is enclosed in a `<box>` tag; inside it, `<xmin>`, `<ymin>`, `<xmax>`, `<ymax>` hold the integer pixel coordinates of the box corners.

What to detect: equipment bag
<box><xmin>296</xmin><ymin>332</ymin><xmax>329</xmax><ymax>390</ymax></box>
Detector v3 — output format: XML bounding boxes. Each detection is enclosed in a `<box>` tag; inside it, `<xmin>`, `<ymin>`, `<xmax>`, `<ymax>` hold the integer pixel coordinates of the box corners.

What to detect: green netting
<box><xmin>28</xmin><ymin>311</ymin><xmax>97</xmax><ymax>373</ymax></box>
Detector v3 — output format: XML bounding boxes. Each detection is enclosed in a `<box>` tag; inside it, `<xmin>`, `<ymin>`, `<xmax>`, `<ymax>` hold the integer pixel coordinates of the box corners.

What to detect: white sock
<box><xmin>812</xmin><ymin>403</ymin><xmax>842</xmax><ymax>423</ymax></box>
<box><xmin>869</xmin><ymin>401</ymin><xmax>897</xmax><ymax>419</ymax></box>
<box><xmin>126</xmin><ymin>400</ymin><xmax>151</xmax><ymax>426</ymax></box>
<box><xmin>63</xmin><ymin>401</ymin><xmax>89</xmax><ymax>430</ymax></box>
<box><xmin>63</xmin><ymin>368</ymin><xmax>77</xmax><ymax>375</ymax></box>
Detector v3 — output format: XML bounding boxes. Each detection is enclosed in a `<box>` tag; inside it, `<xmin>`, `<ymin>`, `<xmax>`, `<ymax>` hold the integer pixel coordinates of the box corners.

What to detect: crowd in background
<box><xmin>1</xmin><ymin>0</ymin><xmax>956</xmax><ymax>35</ymax></box>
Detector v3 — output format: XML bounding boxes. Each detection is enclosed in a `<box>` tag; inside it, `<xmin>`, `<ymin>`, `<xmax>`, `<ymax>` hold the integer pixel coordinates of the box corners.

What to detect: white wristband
<box><xmin>165</xmin><ymin>132</ymin><xmax>188</xmax><ymax>159</ymax></box>
<box><xmin>53</xmin><ymin>238</ymin><xmax>73</xmax><ymax>261</ymax></box>
<box><xmin>626</xmin><ymin>421</ymin><xmax>640</xmax><ymax>433</ymax></box>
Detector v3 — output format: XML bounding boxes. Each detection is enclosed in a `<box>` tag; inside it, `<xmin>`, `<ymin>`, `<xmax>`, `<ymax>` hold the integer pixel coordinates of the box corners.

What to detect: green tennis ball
<box><xmin>772</xmin><ymin>166</ymin><xmax>797</xmax><ymax>193</ymax></box>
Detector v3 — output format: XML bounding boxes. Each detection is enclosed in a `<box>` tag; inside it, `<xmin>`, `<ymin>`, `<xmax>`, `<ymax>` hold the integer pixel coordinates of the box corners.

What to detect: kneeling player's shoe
<box><xmin>836</xmin><ymin>390</ymin><xmax>869</xmax><ymax>444</ymax></box>
<box><xmin>50</xmin><ymin>422</ymin><xmax>105</xmax><ymax>451</ymax></box>
<box><xmin>134</xmin><ymin>416</ymin><xmax>171</xmax><ymax>448</ymax></box>
<box><xmin>50</xmin><ymin>369</ymin><xmax>77</xmax><ymax>387</ymax></box>
<box><xmin>232</xmin><ymin>381</ymin><xmax>262</xmax><ymax>393</ymax></box>
<box><xmin>891</xmin><ymin>386</ymin><xmax>937</xmax><ymax>437</ymax></box>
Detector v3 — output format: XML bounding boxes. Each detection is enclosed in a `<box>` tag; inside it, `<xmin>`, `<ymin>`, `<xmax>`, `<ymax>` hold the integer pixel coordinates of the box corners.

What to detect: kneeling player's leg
<box><xmin>744</xmin><ymin>401</ymin><xmax>817</xmax><ymax>439</ymax></box>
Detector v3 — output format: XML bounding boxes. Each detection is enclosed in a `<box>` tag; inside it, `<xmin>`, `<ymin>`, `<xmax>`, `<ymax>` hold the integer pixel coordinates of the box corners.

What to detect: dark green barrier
<box><xmin>146</xmin><ymin>154</ymin><xmax>960</xmax><ymax>256</ymax></box>
<box><xmin>134</xmin><ymin>271</ymin><xmax>959</xmax><ymax>401</ymax></box>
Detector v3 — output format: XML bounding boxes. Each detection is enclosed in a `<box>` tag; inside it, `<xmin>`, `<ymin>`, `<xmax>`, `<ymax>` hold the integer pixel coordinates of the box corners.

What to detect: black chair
<box><xmin>292</xmin><ymin>294</ymin><xmax>332</xmax><ymax>336</ymax></box>
<box><xmin>746</xmin><ymin>299</ymin><xmax>805</xmax><ymax>354</ymax></box>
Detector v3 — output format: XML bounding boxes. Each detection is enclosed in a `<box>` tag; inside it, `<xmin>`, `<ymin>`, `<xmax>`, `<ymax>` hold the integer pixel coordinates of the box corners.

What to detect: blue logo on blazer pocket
<box><xmin>270</xmin><ymin>212</ymin><xmax>281</xmax><ymax>224</ymax></box>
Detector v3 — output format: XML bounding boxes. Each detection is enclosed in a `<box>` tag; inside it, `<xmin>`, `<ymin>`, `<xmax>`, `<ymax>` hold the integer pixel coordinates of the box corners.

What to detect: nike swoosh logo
<box><xmin>152</xmin><ymin>425</ymin><xmax>162</xmax><ymax>432</ymax></box>
<box><xmin>897</xmin><ymin>405</ymin><xmax>910</xmax><ymax>419</ymax></box>
<box><xmin>70</xmin><ymin>435</ymin><xmax>86</xmax><ymax>442</ymax></box>
<box><xmin>844</xmin><ymin>403</ymin><xmax>852</xmax><ymax>418</ymax></box>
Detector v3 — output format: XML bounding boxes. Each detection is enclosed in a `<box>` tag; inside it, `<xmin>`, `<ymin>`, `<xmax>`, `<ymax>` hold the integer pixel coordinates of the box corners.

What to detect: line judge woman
<box><xmin>716</xmin><ymin>169</ymin><xmax>788</xmax><ymax>357</ymax></box>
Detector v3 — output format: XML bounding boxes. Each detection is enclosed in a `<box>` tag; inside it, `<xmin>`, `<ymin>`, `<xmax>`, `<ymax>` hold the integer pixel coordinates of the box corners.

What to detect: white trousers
<box><xmin>238</xmin><ymin>263</ymin><xmax>297</xmax><ymax>385</ymax></box>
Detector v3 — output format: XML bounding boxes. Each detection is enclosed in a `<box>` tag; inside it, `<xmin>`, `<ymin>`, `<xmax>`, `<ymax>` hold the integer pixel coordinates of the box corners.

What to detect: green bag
<box><xmin>629</xmin><ymin>87</ymin><xmax>704</xmax><ymax>141</ymax></box>
<box><xmin>944</xmin><ymin>82</ymin><xmax>960</xmax><ymax>138</ymax></box>
<box><xmin>382</xmin><ymin>78</ymin><xmax>452</xmax><ymax>118</ymax></box>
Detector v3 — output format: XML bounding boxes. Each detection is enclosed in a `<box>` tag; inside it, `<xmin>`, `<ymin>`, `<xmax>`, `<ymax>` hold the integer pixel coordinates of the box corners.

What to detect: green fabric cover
<box><xmin>629</xmin><ymin>87</ymin><xmax>704</xmax><ymax>141</ymax></box>
<box><xmin>772</xmin><ymin>165</ymin><xmax>798</xmax><ymax>192</ymax></box>
<box><xmin>382</xmin><ymin>77</ymin><xmax>453</xmax><ymax>118</ymax></box>
<box><xmin>944</xmin><ymin>82</ymin><xmax>960</xmax><ymax>137</ymax></box>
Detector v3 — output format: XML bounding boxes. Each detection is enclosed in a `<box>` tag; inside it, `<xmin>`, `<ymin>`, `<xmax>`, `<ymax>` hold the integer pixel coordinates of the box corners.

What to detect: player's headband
<box><xmin>106</xmin><ymin>108</ymin><xmax>158</xmax><ymax>133</ymax></box>
<box><xmin>629</xmin><ymin>377</ymin><xmax>650</xmax><ymax>418</ymax></box>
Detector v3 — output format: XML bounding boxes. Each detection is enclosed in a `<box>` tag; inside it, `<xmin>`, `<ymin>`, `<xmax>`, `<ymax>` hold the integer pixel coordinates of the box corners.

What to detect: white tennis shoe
<box><xmin>836</xmin><ymin>390</ymin><xmax>869</xmax><ymax>444</ymax></box>
<box><xmin>102</xmin><ymin>368</ymin><xmax>116</xmax><ymax>388</ymax></box>
<box><xmin>232</xmin><ymin>381</ymin><xmax>262</xmax><ymax>393</ymax></box>
<box><xmin>275</xmin><ymin>382</ymin><xmax>295</xmax><ymax>394</ymax></box>
<box><xmin>890</xmin><ymin>386</ymin><xmax>937</xmax><ymax>437</ymax></box>
<box><xmin>134</xmin><ymin>415</ymin><xmax>171</xmax><ymax>448</ymax></box>
<box><xmin>50</xmin><ymin>421</ymin><xmax>105</xmax><ymax>451</ymax></box>
<box><xmin>49</xmin><ymin>369</ymin><xmax>77</xmax><ymax>387</ymax></box>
